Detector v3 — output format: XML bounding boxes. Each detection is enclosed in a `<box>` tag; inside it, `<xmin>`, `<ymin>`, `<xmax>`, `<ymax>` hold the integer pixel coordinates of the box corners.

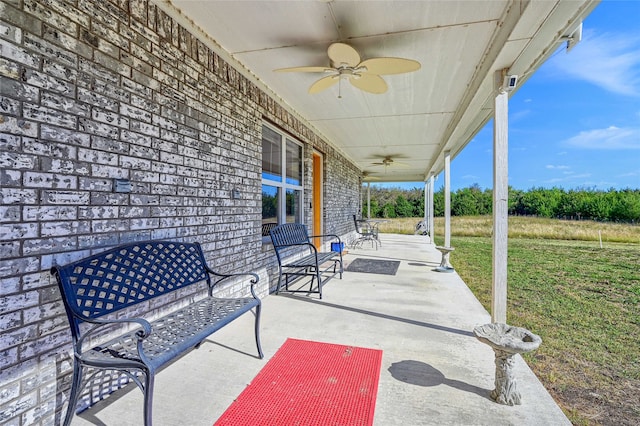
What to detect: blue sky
<box><xmin>378</xmin><ymin>0</ymin><xmax>640</xmax><ymax>192</ymax></box>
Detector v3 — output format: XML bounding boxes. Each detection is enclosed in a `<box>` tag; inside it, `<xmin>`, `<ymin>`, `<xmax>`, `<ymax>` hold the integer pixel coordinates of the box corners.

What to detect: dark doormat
<box><xmin>346</xmin><ymin>258</ymin><xmax>401</xmax><ymax>276</ymax></box>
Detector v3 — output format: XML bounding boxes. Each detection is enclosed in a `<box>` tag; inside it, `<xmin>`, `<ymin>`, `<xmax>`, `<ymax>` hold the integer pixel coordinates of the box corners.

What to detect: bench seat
<box><xmin>282</xmin><ymin>252</ymin><xmax>338</xmax><ymax>269</ymax></box>
<box><xmin>85</xmin><ymin>296</ymin><xmax>260</xmax><ymax>370</ymax></box>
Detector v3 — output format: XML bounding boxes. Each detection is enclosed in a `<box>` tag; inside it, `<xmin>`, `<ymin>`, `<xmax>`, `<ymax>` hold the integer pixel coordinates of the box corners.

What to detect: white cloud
<box><xmin>564</xmin><ymin>125</ymin><xmax>640</xmax><ymax>149</ymax></box>
<box><xmin>569</xmin><ymin>173</ymin><xmax>593</xmax><ymax>179</ymax></box>
<box><xmin>542</xmin><ymin>173</ymin><xmax>593</xmax><ymax>185</ymax></box>
<box><xmin>546</xmin><ymin>164</ymin><xmax>570</xmax><ymax>170</ymax></box>
<box><xmin>510</xmin><ymin>109</ymin><xmax>531</xmax><ymax>123</ymax></box>
<box><xmin>548</xmin><ymin>30</ymin><xmax>640</xmax><ymax>96</ymax></box>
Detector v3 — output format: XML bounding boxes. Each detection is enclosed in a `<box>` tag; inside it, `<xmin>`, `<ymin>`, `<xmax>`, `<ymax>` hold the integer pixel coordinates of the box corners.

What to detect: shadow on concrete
<box><xmin>348</xmin><ymin>252</ymin><xmax>441</xmax><ymax>267</ymax></box>
<box><xmin>389</xmin><ymin>360</ymin><xmax>491</xmax><ymax>400</ymax></box>
<box><xmin>279</xmin><ymin>294</ymin><xmax>475</xmax><ymax>338</ymax></box>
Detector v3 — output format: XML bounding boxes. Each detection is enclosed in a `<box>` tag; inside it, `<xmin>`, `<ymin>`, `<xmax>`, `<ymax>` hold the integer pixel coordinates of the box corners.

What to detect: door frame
<box><xmin>312</xmin><ymin>151</ymin><xmax>323</xmax><ymax>248</ymax></box>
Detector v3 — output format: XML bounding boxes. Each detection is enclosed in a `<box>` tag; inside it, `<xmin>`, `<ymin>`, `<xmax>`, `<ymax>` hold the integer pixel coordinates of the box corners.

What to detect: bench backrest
<box><xmin>269</xmin><ymin>223</ymin><xmax>315</xmax><ymax>262</ymax></box>
<box><xmin>269</xmin><ymin>223</ymin><xmax>311</xmax><ymax>248</ymax></box>
<box><xmin>51</xmin><ymin>241</ymin><xmax>210</xmax><ymax>333</ymax></box>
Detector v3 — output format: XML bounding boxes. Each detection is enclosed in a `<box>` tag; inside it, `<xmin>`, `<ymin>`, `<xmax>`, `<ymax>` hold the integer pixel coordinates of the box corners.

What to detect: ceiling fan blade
<box><xmin>308</xmin><ymin>75</ymin><xmax>339</xmax><ymax>94</ymax></box>
<box><xmin>328</xmin><ymin>43</ymin><xmax>360</xmax><ymax>67</ymax></box>
<box><xmin>274</xmin><ymin>66</ymin><xmax>334</xmax><ymax>73</ymax></box>
<box><xmin>359</xmin><ymin>57</ymin><xmax>421</xmax><ymax>75</ymax></box>
<box><xmin>350</xmin><ymin>73</ymin><xmax>387</xmax><ymax>94</ymax></box>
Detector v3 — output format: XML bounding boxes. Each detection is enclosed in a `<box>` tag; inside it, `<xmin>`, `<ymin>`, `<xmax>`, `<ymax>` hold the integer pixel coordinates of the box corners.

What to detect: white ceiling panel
<box><xmin>167</xmin><ymin>0</ymin><xmax>599</xmax><ymax>182</ymax></box>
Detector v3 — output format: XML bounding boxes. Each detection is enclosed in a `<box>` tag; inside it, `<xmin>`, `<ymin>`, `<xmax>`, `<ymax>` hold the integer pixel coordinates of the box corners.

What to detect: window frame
<box><xmin>261</xmin><ymin>123</ymin><xmax>304</xmax><ymax>238</ymax></box>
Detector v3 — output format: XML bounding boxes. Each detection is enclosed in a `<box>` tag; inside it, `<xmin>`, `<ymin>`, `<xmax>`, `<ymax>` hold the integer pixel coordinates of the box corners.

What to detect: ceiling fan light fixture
<box><xmin>274</xmin><ymin>42</ymin><xmax>420</xmax><ymax>96</ymax></box>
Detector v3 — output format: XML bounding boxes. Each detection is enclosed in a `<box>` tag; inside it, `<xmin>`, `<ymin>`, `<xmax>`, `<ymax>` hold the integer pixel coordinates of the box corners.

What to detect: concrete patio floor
<box><xmin>70</xmin><ymin>234</ymin><xmax>569</xmax><ymax>426</ymax></box>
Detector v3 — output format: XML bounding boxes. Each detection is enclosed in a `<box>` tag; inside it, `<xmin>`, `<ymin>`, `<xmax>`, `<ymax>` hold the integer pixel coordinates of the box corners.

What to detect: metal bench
<box><xmin>269</xmin><ymin>223</ymin><xmax>343</xmax><ymax>299</ymax></box>
<box><xmin>51</xmin><ymin>240</ymin><xmax>263</xmax><ymax>426</ymax></box>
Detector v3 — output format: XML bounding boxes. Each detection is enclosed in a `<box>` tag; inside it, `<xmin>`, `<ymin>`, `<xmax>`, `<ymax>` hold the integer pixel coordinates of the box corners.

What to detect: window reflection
<box><xmin>286</xmin><ymin>189</ymin><xmax>301</xmax><ymax>223</ymax></box>
<box><xmin>286</xmin><ymin>140</ymin><xmax>302</xmax><ymax>185</ymax></box>
<box><xmin>262</xmin><ymin>185</ymin><xmax>278</xmax><ymax>223</ymax></box>
<box><xmin>261</xmin><ymin>124</ymin><xmax>303</xmax><ymax>228</ymax></box>
<box><xmin>262</xmin><ymin>126</ymin><xmax>282</xmax><ymax>182</ymax></box>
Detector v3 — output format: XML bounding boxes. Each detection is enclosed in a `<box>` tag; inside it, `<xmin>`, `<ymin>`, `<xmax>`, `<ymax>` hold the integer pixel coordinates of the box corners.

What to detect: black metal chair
<box><xmin>352</xmin><ymin>215</ymin><xmax>379</xmax><ymax>249</ymax></box>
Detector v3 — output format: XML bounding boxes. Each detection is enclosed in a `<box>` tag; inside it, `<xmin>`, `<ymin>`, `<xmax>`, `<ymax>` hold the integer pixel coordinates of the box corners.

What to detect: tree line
<box><xmin>362</xmin><ymin>185</ymin><xmax>640</xmax><ymax>222</ymax></box>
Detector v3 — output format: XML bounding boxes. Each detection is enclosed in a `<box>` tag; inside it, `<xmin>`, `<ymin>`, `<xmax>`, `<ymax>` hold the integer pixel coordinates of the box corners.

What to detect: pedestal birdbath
<box><xmin>473</xmin><ymin>323</ymin><xmax>542</xmax><ymax>405</ymax></box>
<box><xmin>434</xmin><ymin>246</ymin><xmax>454</xmax><ymax>272</ymax></box>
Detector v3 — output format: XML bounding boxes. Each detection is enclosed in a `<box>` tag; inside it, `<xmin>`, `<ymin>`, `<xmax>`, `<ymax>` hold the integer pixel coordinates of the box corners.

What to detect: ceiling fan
<box><xmin>371</xmin><ymin>156</ymin><xmax>409</xmax><ymax>168</ymax></box>
<box><xmin>274</xmin><ymin>42</ymin><xmax>420</xmax><ymax>95</ymax></box>
<box><xmin>362</xmin><ymin>171</ymin><xmax>381</xmax><ymax>181</ymax></box>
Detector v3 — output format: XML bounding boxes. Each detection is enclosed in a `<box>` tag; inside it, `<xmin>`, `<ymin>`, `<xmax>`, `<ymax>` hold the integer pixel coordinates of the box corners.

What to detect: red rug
<box><xmin>214</xmin><ymin>338</ymin><xmax>383</xmax><ymax>426</ymax></box>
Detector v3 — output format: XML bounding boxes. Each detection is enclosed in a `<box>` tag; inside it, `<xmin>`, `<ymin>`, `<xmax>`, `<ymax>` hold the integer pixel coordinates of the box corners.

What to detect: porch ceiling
<box><xmin>162</xmin><ymin>0</ymin><xmax>598</xmax><ymax>183</ymax></box>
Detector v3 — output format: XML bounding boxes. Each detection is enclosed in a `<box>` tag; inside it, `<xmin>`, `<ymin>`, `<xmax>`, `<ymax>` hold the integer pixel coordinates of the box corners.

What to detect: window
<box><xmin>262</xmin><ymin>124</ymin><xmax>303</xmax><ymax>234</ymax></box>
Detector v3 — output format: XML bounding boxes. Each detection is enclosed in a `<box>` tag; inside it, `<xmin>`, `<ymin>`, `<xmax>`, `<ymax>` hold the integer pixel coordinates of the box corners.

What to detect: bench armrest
<box><xmin>308</xmin><ymin>234</ymin><xmax>343</xmax><ymax>249</ymax></box>
<box><xmin>308</xmin><ymin>233</ymin><xmax>340</xmax><ymax>240</ymax></box>
<box><xmin>76</xmin><ymin>317</ymin><xmax>153</xmax><ymax>363</ymax></box>
<box><xmin>206</xmin><ymin>268</ymin><xmax>261</xmax><ymax>299</ymax></box>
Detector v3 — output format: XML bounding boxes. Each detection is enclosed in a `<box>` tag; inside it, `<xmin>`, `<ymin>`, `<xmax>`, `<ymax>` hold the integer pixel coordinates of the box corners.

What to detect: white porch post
<box><xmin>435</xmin><ymin>153</ymin><xmax>454</xmax><ymax>272</ymax></box>
<box><xmin>492</xmin><ymin>72</ymin><xmax>509</xmax><ymax>324</ymax></box>
<box><xmin>423</xmin><ymin>181</ymin><xmax>428</xmax><ymax>224</ymax></box>
<box><xmin>444</xmin><ymin>151</ymin><xmax>451</xmax><ymax>248</ymax></box>
<box><xmin>428</xmin><ymin>174</ymin><xmax>435</xmax><ymax>244</ymax></box>
<box><xmin>421</xmin><ymin>178</ymin><xmax>432</xmax><ymax>242</ymax></box>
<box><xmin>360</xmin><ymin>181</ymin><xmax>364</xmax><ymax>216</ymax></box>
<box><xmin>367</xmin><ymin>182</ymin><xmax>371</xmax><ymax>220</ymax></box>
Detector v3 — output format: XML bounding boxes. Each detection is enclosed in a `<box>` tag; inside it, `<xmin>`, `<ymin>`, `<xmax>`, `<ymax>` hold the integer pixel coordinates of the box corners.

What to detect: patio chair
<box><xmin>352</xmin><ymin>215</ymin><xmax>379</xmax><ymax>249</ymax></box>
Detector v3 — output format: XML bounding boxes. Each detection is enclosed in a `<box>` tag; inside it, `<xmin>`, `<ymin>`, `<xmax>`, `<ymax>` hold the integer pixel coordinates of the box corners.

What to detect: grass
<box><xmin>379</xmin><ymin>216</ymin><xmax>640</xmax><ymax>426</ymax></box>
<box><xmin>377</xmin><ymin>215</ymin><xmax>640</xmax><ymax>244</ymax></box>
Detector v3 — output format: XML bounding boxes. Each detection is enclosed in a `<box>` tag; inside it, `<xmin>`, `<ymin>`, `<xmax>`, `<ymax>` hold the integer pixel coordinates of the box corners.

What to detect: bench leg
<box><xmin>255</xmin><ymin>304</ymin><xmax>264</xmax><ymax>359</ymax></box>
<box><xmin>63</xmin><ymin>361</ymin><xmax>84</xmax><ymax>426</ymax></box>
<box><xmin>284</xmin><ymin>272</ymin><xmax>291</xmax><ymax>291</ymax></box>
<box><xmin>275</xmin><ymin>267</ymin><xmax>283</xmax><ymax>295</ymax></box>
<box><xmin>142</xmin><ymin>369</ymin><xmax>155</xmax><ymax>426</ymax></box>
<box><xmin>315</xmin><ymin>267</ymin><xmax>323</xmax><ymax>299</ymax></box>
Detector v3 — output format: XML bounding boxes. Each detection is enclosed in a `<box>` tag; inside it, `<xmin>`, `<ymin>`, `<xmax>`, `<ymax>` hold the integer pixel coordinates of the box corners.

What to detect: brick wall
<box><xmin>0</xmin><ymin>0</ymin><xmax>361</xmax><ymax>424</ymax></box>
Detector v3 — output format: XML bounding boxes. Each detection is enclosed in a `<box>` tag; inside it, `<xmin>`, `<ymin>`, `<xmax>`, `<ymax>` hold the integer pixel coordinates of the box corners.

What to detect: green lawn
<box><xmin>452</xmin><ymin>237</ymin><xmax>639</xmax><ymax>425</ymax></box>
<box><xmin>379</xmin><ymin>216</ymin><xmax>640</xmax><ymax>425</ymax></box>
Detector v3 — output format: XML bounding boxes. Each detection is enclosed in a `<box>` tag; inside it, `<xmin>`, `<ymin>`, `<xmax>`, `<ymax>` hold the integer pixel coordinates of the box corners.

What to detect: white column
<box><xmin>423</xmin><ymin>181</ymin><xmax>428</xmax><ymax>225</ymax></box>
<box><xmin>367</xmin><ymin>182</ymin><xmax>371</xmax><ymax>220</ymax></box>
<box><xmin>360</xmin><ymin>181</ymin><xmax>364</xmax><ymax>216</ymax></box>
<box><xmin>435</xmin><ymin>158</ymin><xmax>454</xmax><ymax>272</ymax></box>
<box><xmin>492</xmin><ymin>72</ymin><xmax>509</xmax><ymax>324</ymax></box>
<box><xmin>422</xmin><ymin>180</ymin><xmax>430</xmax><ymax>242</ymax></box>
<box><xmin>444</xmin><ymin>151</ymin><xmax>452</xmax><ymax>248</ymax></box>
<box><xmin>428</xmin><ymin>174</ymin><xmax>435</xmax><ymax>243</ymax></box>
